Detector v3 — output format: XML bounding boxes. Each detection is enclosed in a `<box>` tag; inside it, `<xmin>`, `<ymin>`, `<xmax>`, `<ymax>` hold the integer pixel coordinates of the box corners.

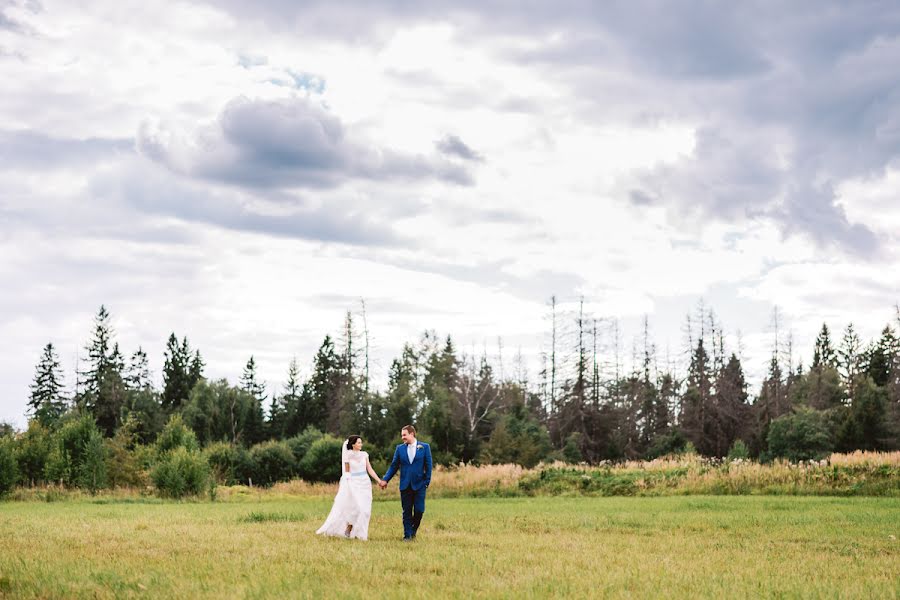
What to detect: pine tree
<box><xmin>713</xmin><ymin>354</ymin><xmax>749</xmax><ymax>457</ymax></box>
<box><xmin>189</xmin><ymin>350</ymin><xmax>205</xmax><ymax>388</ymax></box>
<box><xmin>280</xmin><ymin>356</ymin><xmax>304</xmax><ymax>438</ymax></box>
<box><xmin>839</xmin><ymin>323</ymin><xmax>864</xmax><ymax>401</ymax></box>
<box><xmin>79</xmin><ymin>305</ymin><xmax>115</xmax><ymax>404</ymax></box>
<box><xmin>386</xmin><ymin>344</ymin><xmax>419</xmax><ymax>434</ymax></box>
<box><xmin>240</xmin><ymin>356</ymin><xmax>267</xmax><ymax>444</ymax></box>
<box><xmin>681</xmin><ymin>338</ymin><xmax>713</xmax><ymax>454</ymax></box>
<box><xmin>333</xmin><ymin>311</ymin><xmax>362</xmax><ymax>435</ymax></box>
<box><xmin>812</xmin><ymin>323</ymin><xmax>837</xmax><ymax>368</ymax></box>
<box><xmin>125</xmin><ymin>347</ymin><xmax>152</xmax><ymax>391</ymax></box>
<box><xmin>78</xmin><ymin>306</ymin><xmax>126</xmax><ymax>435</ymax></box>
<box><xmin>300</xmin><ymin>336</ymin><xmax>341</xmax><ymax>433</ymax></box>
<box><xmin>420</xmin><ymin>335</ymin><xmax>465</xmax><ymax>463</ymax></box>
<box><xmin>28</xmin><ymin>343</ymin><xmax>67</xmax><ymax>426</ymax></box>
<box><xmin>162</xmin><ymin>334</ymin><xmax>201</xmax><ymax>411</ymax></box>
<box><xmin>93</xmin><ymin>343</ymin><xmax>128</xmax><ymax>436</ymax></box>
<box><xmin>866</xmin><ymin>326</ymin><xmax>898</xmax><ymax>387</ymax></box>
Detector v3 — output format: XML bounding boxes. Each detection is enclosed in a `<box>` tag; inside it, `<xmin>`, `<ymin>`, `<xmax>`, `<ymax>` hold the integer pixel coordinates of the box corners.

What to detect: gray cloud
<box><xmin>0</xmin><ymin>129</ymin><xmax>133</xmax><ymax>169</ymax></box>
<box><xmin>138</xmin><ymin>96</ymin><xmax>475</xmax><ymax>189</ymax></box>
<box><xmin>88</xmin><ymin>159</ymin><xmax>407</xmax><ymax>248</ymax></box>
<box><xmin>0</xmin><ymin>0</ymin><xmax>40</xmax><ymax>34</ymax></box>
<box><xmin>436</xmin><ymin>134</ymin><xmax>483</xmax><ymax>162</ymax></box>
<box><xmin>201</xmin><ymin>1</ymin><xmax>900</xmax><ymax>255</ymax></box>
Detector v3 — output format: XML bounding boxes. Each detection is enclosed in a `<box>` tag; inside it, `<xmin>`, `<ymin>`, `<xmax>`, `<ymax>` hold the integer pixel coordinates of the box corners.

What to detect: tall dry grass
<box><xmin>6</xmin><ymin>451</ymin><xmax>898</xmax><ymax>501</ymax></box>
<box><xmin>828</xmin><ymin>450</ymin><xmax>900</xmax><ymax>467</ymax></box>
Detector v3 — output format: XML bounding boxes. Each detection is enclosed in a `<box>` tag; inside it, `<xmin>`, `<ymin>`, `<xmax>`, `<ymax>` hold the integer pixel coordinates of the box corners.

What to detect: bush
<box><xmin>104</xmin><ymin>422</ymin><xmax>149</xmax><ymax>488</ymax></box>
<box><xmin>249</xmin><ymin>441</ymin><xmax>296</xmax><ymax>486</ymax></box>
<box><xmin>16</xmin><ymin>421</ymin><xmax>52</xmax><ymax>486</ymax></box>
<box><xmin>727</xmin><ymin>439</ymin><xmax>750</xmax><ymax>461</ymax></box>
<box><xmin>298</xmin><ymin>436</ymin><xmax>343</xmax><ymax>482</ymax></box>
<box><xmin>155</xmin><ymin>414</ymin><xmax>199</xmax><ymax>456</ymax></box>
<box><xmin>284</xmin><ymin>427</ymin><xmax>324</xmax><ymax>464</ymax></box>
<box><xmin>151</xmin><ymin>446</ymin><xmax>211</xmax><ymax>499</ymax></box>
<box><xmin>646</xmin><ymin>430</ymin><xmax>688</xmax><ymax>460</ymax></box>
<box><xmin>766</xmin><ymin>408</ymin><xmax>832</xmax><ymax>462</ymax></box>
<box><xmin>43</xmin><ymin>414</ymin><xmax>104</xmax><ymax>487</ymax></box>
<box><xmin>562</xmin><ymin>432</ymin><xmax>583</xmax><ymax>463</ymax></box>
<box><xmin>205</xmin><ymin>442</ymin><xmax>255</xmax><ymax>485</ymax></box>
<box><xmin>0</xmin><ymin>437</ymin><xmax>18</xmax><ymax>496</ymax></box>
<box><xmin>78</xmin><ymin>428</ymin><xmax>108</xmax><ymax>494</ymax></box>
<box><xmin>479</xmin><ymin>404</ymin><xmax>552</xmax><ymax>468</ymax></box>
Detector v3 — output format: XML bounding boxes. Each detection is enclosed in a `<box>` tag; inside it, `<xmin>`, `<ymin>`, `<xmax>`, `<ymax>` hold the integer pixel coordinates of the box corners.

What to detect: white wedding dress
<box><xmin>316</xmin><ymin>445</ymin><xmax>373</xmax><ymax>540</ymax></box>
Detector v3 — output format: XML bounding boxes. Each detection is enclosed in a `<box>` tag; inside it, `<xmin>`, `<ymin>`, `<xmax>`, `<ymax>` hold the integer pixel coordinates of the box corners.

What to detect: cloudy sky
<box><xmin>2</xmin><ymin>0</ymin><xmax>900</xmax><ymax>428</ymax></box>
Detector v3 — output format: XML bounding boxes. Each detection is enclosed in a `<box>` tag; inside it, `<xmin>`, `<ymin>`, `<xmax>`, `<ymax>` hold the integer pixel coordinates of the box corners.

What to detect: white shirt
<box><xmin>406</xmin><ymin>439</ymin><xmax>417</xmax><ymax>463</ymax></box>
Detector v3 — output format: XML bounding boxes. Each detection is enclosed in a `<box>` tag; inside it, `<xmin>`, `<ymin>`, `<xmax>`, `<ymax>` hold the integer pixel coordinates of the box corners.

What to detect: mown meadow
<box><xmin>1</xmin><ymin>462</ymin><xmax>899</xmax><ymax>599</ymax></box>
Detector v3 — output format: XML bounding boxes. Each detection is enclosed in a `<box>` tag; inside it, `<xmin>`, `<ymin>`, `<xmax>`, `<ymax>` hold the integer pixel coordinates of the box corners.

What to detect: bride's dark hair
<box><xmin>346</xmin><ymin>435</ymin><xmax>362</xmax><ymax>450</ymax></box>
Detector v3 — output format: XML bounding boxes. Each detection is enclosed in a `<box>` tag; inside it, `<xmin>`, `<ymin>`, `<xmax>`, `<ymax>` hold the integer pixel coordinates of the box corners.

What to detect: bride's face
<box><xmin>353</xmin><ymin>438</ymin><xmax>363</xmax><ymax>451</ymax></box>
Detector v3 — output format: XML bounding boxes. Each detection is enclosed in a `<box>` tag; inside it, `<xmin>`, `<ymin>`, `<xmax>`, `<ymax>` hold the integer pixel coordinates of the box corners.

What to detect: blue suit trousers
<box><xmin>400</xmin><ymin>486</ymin><xmax>426</xmax><ymax>539</ymax></box>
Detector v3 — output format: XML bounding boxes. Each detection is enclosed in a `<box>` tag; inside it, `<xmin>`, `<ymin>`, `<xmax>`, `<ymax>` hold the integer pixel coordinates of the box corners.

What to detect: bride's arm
<box><xmin>366</xmin><ymin>456</ymin><xmax>382</xmax><ymax>483</ymax></box>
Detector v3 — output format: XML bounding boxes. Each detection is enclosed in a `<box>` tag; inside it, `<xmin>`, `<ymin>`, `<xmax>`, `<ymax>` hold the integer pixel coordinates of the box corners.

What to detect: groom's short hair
<box><xmin>402</xmin><ymin>424</ymin><xmax>416</xmax><ymax>436</ymax></box>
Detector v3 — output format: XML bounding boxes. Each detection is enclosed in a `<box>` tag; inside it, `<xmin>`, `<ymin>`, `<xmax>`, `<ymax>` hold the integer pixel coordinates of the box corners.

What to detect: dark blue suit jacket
<box><xmin>383</xmin><ymin>441</ymin><xmax>433</xmax><ymax>491</ymax></box>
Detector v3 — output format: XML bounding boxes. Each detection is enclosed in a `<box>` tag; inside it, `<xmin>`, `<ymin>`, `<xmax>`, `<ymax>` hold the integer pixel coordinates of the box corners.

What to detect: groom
<box><xmin>380</xmin><ymin>425</ymin><xmax>432</xmax><ymax>541</ymax></box>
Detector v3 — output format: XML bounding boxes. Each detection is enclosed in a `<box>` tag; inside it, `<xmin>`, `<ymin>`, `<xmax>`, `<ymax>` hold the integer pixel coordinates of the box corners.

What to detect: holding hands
<box><xmin>378</xmin><ymin>479</ymin><xmax>387</xmax><ymax>489</ymax></box>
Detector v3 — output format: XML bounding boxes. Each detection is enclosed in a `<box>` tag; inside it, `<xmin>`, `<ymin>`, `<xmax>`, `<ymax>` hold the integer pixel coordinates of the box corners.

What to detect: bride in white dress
<box><xmin>316</xmin><ymin>436</ymin><xmax>384</xmax><ymax>540</ymax></box>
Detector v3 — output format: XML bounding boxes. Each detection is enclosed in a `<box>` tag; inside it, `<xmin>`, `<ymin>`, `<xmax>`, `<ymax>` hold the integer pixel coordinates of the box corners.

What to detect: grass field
<box><xmin>1</xmin><ymin>495</ymin><xmax>898</xmax><ymax>599</ymax></box>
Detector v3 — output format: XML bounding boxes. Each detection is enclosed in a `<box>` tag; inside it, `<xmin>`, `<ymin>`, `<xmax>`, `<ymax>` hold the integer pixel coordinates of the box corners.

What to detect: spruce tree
<box><xmin>162</xmin><ymin>334</ymin><xmax>202</xmax><ymax>410</ymax></box>
<box><xmin>125</xmin><ymin>347</ymin><xmax>152</xmax><ymax>391</ymax></box>
<box><xmin>812</xmin><ymin>323</ymin><xmax>837</xmax><ymax>368</ymax></box>
<box><xmin>839</xmin><ymin>323</ymin><xmax>864</xmax><ymax>401</ymax></box>
<box><xmin>240</xmin><ymin>356</ymin><xmax>267</xmax><ymax>444</ymax></box>
<box><xmin>79</xmin><ymin>305</ymin><xmax>114</xmax><ymax>404</ymax></box>
<box><xmin>866</xmin><ymin>326</ymin><xmax>898</xmax><ymax>387</ymax></box>
<box><xmin>28</xmin><ymin>343</ymin><xmax>67</xmax><ymax>426</ymax></box>
<box><xmin>78</xmin><ymin>306</ymin><xmax>126</xmax><ymax>435</ymax></box>
<box><xmin>301</xmin><ymin>336</ymin><xmax>341</xmax><ymax>434</ymax></box>
<box><xmin>281</xmin><ymin>356</ymin><xmax>304</xmax><ymax>437</ymax></box>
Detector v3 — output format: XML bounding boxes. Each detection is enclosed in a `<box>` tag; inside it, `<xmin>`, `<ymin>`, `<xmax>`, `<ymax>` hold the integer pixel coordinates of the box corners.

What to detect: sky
<box><xmin>2</xmin><ymin>0</ymin><xmax>900</xmax><ymax>429</ymax></box>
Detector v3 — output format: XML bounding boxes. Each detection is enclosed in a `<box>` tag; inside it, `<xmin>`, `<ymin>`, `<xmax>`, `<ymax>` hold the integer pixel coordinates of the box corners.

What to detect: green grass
<box><xmin>1</xmin><ymin>496</ymin><xmax>898</xmax><ymax>598</ymax></box>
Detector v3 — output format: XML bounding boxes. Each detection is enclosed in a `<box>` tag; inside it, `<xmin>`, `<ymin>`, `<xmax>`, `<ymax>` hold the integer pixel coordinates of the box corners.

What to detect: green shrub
<box><xmin>766</xmin><ymin>408</ymin><xmax>832</xmax><ymax>462</ymax></box>
<box><xmin>249</xmin><ymin>441</ymin><xmax>296</xmax><ymax>486</ymax></box>
<box><xmin>78</xmin><ymin>429</ymin><xmax>108</xmax><ymax>494</ymax></box>
<box><xmin>0</xmin><ymin>437</ymin><xmax>18</xmax><ymax>496</ymax></box>
<box><xmin>297</xmin><ymin>436</ymin><xmax>343</xmax><ymax>482</ymax></box>
<box><xmin>284</xmin><ymin>427</ymin><xmax>324</xmax><ymax>464</ymax></box>
<box><xmin>645</xmin><ymin>430</ymin><xmax>688</xmax><ymax>459</ymax></box>
<box><xmin>104</xmin><ymin>423</ymin><xmax>148</xmax><ymax>488</ymax></box>
<box><xmin>155</xmin><ymin>414</ymin><xmax>199</xmax><ymax>456</ymax></box>
<box><xmin>16</xmin><ymin>421</ymin><xmax>52</xmax><ymax>486</ymax></box>
<box><xmin>205</xmin><ymin>442</ymin><xmax>255</xmax><ymax>485</ymax></box>
<box><xmin>151</xmin><ymin>447</ymin><xmax>211</xmax><ymax>499</ymax></box>
<box><xmin>727</xmin><ymin>439</ymin><xmax>750</xmax><ymax>461</ymax></box>
<box><xmin>479</xmin><ymin>404</ymin><xmax>552</xmax><ymax>468</ymax></box>
<box><xmin>562</xmin><ymin>432</ymin><xmax>583</xmax><ymax>463</ymax></box>
<box><xmin>43</xmin><ymin>414</ymin><xmax>104</xmax><ymax>488</ymax></box>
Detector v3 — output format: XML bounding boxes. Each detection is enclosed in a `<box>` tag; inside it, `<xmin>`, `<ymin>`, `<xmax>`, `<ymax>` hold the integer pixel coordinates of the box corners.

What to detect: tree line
<box><xmin>4</xmin><ymin>300</ymin><xmax>899</xmax><ymax>493</ymax></box>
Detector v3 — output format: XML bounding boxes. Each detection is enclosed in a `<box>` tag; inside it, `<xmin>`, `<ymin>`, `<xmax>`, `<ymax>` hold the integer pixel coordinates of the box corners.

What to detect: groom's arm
<box><xmin>383</xmin><ymin>446</ymin><xmax>401</xmax><ymax>483</ymax></box>
<box><xmin>423</xmin><ymin>443</ymin><xmax>433</xmax><ymax>488</ymax></box>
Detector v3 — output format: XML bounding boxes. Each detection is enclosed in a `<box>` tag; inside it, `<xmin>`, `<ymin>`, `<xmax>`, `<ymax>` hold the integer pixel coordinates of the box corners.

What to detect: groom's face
<box><xmin>401</xmin><ymin>429</ymin><xmax>412</xmax><ymax>444</ymax></box>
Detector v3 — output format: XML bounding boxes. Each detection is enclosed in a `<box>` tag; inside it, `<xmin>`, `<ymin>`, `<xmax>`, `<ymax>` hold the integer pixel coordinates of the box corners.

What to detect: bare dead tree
<box><xmin>592</xmin><ymin>318</ymin><xmax>600</xmax><ymax>407</ymax></box>
<box><xmin>360</xmin><ymin>298</ymin><xmax>370</xmax><ymax>395</ymax></box>
<box><xmin>550</xmin><ymin>295</ymin><xmax>558</xmax><ymax>414</ymax></box>
<box><xmin>454</xmin><ymin>352</ymin><xmax>502</xmax><ymax>437</ymax></box>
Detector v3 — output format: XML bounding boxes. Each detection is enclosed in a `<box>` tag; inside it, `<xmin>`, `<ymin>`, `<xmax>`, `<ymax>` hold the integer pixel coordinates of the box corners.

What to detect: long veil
<box><xmin>341</xmin><ymin>439</ymin><xmax>350</xmax><ymax>476</ymax></box>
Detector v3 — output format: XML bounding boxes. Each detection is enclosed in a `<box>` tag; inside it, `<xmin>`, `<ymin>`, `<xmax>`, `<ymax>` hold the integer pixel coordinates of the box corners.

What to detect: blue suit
<box><xmin>383</xmin><ymin>441</ymin><xmax>433</xmax><ymax>539</ymax></box>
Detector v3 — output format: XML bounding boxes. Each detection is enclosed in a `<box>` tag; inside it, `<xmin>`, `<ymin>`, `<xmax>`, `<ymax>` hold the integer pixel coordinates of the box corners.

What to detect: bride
<box><xmin>316</xmin><ymin>435</ymin><xmax>385</xmax><ymax>540</ymax></box>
